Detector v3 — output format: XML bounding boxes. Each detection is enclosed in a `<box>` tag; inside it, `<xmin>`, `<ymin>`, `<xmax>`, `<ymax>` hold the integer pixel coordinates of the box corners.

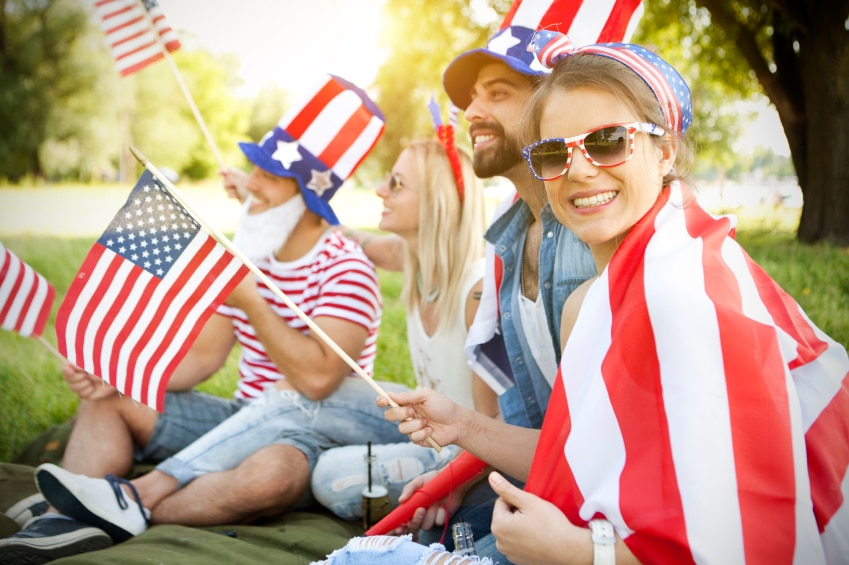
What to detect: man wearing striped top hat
<box><xmin>0</xmin><ymin>74</ymin><xmax>412</xmax><ymax>563</ymax></box>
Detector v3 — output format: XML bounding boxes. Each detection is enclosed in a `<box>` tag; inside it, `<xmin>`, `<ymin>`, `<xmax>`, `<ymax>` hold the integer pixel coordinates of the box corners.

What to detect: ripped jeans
<box><xmin>311</xmin><ymin>442</ymin><xmax>459</xmax><ymax>520</ymax></box>
<box><xmin>155</xmin><ymin>378</ymin><xmax>411</xmax><ymax>489</ymax></box>
<box><xmin>311</xmin><ymin>534</ymin><xmax>493</xmax><ymax>565</ymax></box>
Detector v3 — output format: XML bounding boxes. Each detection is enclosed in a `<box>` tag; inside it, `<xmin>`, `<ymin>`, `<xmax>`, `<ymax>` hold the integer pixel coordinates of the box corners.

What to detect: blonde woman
<box><xmin>312</xmin><ymin>138</ymin><xmax>498</xmax><ymax>521</ymax></box>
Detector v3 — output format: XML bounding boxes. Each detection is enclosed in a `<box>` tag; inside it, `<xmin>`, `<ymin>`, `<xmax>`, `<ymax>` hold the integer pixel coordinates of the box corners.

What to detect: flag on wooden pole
<box><xmin>56</xmin><ymin>170</ymin><xmax>249</xmax><ymax>412</ymax></box>
<box><xmin>0</xmin><ymin>243</ymin><xmax>55</xmax><ymax>338</ymax></box>
<box><xmin>91</xmin><ymin>0</ymin><xmax>181</xmax><ymax>77</ymax></box>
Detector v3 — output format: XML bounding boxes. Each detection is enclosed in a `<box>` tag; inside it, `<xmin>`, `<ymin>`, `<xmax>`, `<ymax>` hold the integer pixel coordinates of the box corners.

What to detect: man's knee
<box><xmin>233</xmin><ymin>444</ymin><xmax>311</xmax><ymax>512</ymax></box>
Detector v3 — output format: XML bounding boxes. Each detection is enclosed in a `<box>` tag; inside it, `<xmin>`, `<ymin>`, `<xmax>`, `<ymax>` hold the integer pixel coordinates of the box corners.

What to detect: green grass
<box><xmin>2</xmin><ymin>225</ymin><xmax>847</xmax><ymax>462</ymax></box>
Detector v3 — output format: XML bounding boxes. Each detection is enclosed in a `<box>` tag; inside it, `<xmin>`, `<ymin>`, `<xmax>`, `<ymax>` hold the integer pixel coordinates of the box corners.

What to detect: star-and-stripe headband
<box><xmin>528</xmin><ymin>31</ymin><xmax>692</xmax><ymax>134</ymax></box>
<box><xmin>428</xmin><ymin>95</ymin><xmax>465</xmax><ymax>204</ymax></box>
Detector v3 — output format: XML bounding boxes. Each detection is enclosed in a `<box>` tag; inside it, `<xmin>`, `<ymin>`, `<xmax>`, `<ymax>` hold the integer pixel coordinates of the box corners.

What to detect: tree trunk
<box><xmin>795</xmin><ymin>6</ymin><xmax>849</xmax><ymax>245</ymax></box>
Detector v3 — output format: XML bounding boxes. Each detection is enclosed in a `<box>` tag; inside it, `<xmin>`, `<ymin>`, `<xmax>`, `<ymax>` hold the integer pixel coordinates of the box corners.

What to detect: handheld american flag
<box><xmin>56</xmin><ymin>170</ymin><xmax>249</xmax><ymax>412</ymax></box>
<box><xmin>0</xmin><ymin>243</ymin><xmax>55</xmax><ymax>338</ymax></box>
<box><xmin>91</xmin><ymin>0</ymin><xmax>181</xmax><ymax>77</ymax></box>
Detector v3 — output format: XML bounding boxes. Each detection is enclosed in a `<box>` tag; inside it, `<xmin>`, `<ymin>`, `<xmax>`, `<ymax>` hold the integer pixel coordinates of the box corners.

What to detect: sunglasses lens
<box><xmin>530</xmin><ymin>141</ymin><xmax>570</xmax><ymax>180</ymax></box>
<box><xmin>584</xmin><ymin>125</ymin><xmax>629</xmax><ymax>165</ymax></box>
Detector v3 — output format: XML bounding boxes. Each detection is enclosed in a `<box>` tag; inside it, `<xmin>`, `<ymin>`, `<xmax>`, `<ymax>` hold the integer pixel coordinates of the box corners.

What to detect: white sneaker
<box><xmin>4</xmin><ymin>492</ymin><xmax>49</xmax><ymax>527</ymax></box>
<box><xmin>34</xmin><ymin>464</ymin><xmax>150</xmax><ymax>542</ymax></box>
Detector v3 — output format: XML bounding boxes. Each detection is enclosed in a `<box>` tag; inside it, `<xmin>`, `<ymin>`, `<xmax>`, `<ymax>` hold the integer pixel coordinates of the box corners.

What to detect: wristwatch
<box><xmin>589</xmin><ymin>519</ymin><xmax>615</xmax><ymax>565</ymax></box>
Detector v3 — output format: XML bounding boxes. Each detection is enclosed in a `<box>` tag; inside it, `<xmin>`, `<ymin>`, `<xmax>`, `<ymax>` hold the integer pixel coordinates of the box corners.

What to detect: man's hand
<box><xmin>220</xmin><ymin>167</ymin><xmax>249</xmax><ymax>203</ymax></box>
<box><xmin>61</xmin><ymin>362</ymin><xmax>117</xmax><ymax>401</ymax></box>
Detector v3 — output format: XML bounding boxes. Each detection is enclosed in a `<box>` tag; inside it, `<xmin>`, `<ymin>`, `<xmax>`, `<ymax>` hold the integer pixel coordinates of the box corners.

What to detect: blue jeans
<box><xmin>312</xmin><ymin>442</ymin><xmax>459</xmax><ymax>520</ymax></box>
<box><xmin>155</xmin><ymin>379</ymin><xmax>410</xmax><ymax>488</ymax></box>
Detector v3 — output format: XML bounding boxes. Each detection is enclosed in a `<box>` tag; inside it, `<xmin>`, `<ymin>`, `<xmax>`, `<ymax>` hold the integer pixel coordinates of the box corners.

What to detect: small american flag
<box><xmin>0</xmin><ymin>243</ymin><xmax>55</xmax><ymax>338</ymax></box>
<box><xmin>91</xmin><ymin>0</ymin><xmax>181</xmax><ymax>77</ymax></box>
<box><xmin>56</xmin><ymin>170</ymin><xmax>249</xmax><ymax>412</ymax></box>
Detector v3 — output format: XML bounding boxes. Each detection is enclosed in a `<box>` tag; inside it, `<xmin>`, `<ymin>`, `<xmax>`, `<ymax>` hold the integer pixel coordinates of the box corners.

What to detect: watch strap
<box><xmin>589</xmin><ymin>519</ymin><xmax>615</xmax><ymax>565</ymax></box>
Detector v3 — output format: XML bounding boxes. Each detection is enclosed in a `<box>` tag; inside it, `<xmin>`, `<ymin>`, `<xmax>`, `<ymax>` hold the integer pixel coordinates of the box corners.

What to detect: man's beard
<box><xmin>232</xmin><ymin>193</ymin><xmax>307</xmax><ymax>262</ymax></box>
<box><xmin>472</xmin><ymin>124</ymin><xmax>524</xmax><ymax>178</ymax></box>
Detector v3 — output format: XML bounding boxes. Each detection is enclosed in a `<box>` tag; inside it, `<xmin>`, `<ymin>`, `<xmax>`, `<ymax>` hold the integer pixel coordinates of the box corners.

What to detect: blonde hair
<box><xmin>401</xmin><ymin>139</ymin><xmax>485</xmax><ymax>332</ymax></box>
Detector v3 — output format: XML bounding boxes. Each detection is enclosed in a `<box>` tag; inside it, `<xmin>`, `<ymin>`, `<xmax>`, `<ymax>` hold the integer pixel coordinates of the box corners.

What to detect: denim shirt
<box><xmin>486</xmin><ymin>199</ymin><xmax>596</xmax><ymax>429</ymax></box>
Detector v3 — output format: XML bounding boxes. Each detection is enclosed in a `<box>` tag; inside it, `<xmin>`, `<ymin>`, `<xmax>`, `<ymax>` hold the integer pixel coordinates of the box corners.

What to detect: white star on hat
<box><xmin>272</xmin><ymin>141</ymin><xmax>302</xmax><ymax>169</ymax></box>
<box><xmin>307</xmin><ymin>169</ymin><xmax>334</xmax><ymax>197</ymax></box>
<box><xmin>488</xmin><ymin>29</ymin><xmax>521</xmax><ymax>56</ymax></box>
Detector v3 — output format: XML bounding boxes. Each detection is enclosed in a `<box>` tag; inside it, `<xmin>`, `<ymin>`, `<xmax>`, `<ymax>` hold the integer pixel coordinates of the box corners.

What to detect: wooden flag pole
<box><xmin>129</xmin><ymin>146</ymin><xmax>441</xmax><ymax>451</ymax></box>
<box><xmin>134</xmin><ymin>0</ymin><xmax>224</xmax><ymax>169</ymax></box>
<box><xmin>35</xmin><ymin>335</ymin><xmax>67</xmax><ymax>363</ymax></box>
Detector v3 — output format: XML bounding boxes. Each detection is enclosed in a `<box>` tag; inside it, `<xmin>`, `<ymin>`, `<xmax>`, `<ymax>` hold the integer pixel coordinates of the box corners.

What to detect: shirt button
<box><xmin>544</xmin><ymin>282</ymin><xmax>551</xmax><ymax>289</ymax></box>
<box><xmin>547</xmin><ymin>231</ymin><xmax>554</xmax><ymax>238</ymax></box>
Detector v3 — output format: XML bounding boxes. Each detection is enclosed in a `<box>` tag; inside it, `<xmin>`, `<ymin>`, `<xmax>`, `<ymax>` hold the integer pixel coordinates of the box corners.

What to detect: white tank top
<box><xmin>406</xmin><ymin>258</ymin><xmax>485</xmax><ymax>409</ymax></box>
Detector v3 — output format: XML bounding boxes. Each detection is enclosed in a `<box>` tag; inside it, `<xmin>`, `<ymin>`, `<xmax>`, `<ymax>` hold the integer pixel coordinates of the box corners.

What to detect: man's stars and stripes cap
<box><xmin>442</xmin><ymin>0</ymin><xmax>644</xmax><ymax>109</ymax></box>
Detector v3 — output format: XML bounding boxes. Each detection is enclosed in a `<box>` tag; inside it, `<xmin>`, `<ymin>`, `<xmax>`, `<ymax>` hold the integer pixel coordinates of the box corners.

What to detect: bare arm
<box><xmin>380</xmin><ymin>388</ymin><xmax>539</xmax><ymax>481</ymax></box>
<box><xmin>226</xmin><ymin>275</ymin><xmax>369</xmax><ymax>401</ymax></box>
<box><xmin>338</xmin><ymin>227</ymin><xmax>405</xmax><ymax>272</ymax></box>
<box><xmin>166</xmin><ymin>312</ymin><xmax>237</xmax><ymax>390</ymax></box>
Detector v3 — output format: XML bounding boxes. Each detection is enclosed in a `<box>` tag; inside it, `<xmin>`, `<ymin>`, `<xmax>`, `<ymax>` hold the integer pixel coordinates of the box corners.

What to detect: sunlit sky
<box><xmin>159</xmin><ymin>0</ymin><xmax>388</xmax><ymax>96</ymax></box>
<box><xmin>159</xmin><ymin>0</ymin><xmax>788</xmax><ymax>156</ymax></box>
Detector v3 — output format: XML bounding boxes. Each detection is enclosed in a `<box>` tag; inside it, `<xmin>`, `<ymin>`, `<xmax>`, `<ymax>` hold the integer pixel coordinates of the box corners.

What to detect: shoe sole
<box><xmin>0</xmin><ymin>527</ymin><xmax>112</xmax><ymax>565</ymax></box>
<box><xmin>4</xmin><ymin>493</ymin><xmax>47</xmax><ymax>527</ymax></box>
<box><xmin>35</xmin><ymin>469</ymin><xmax>135</xmax><ymax>543</ymax></box>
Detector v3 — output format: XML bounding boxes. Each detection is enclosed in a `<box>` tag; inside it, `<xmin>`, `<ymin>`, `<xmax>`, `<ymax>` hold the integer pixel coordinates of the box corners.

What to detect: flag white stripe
<box><xmin>0</xmin><ymin>255</ymin><xmax>23</xmax><ymax>332</ymax></box>
<box><xmin>142</xmin><ymin>244</ymin><xmax>243</xmax><ymax>406</ymax></box>
<box><xmin>562</xmin><ymin>273</ymin><xmax>630</xmax><ymax>532</ymax></box>
<box><xmin>278</xmin><ymin>76</ymin><xmax>330</xmax><ymax>130</ymax></box>
<box><xmin>570</xmin><ymin>0</ymin><xmax>619</xmax><ymax>46</ymax></box>
<box><xmin>79</xmin><ymin>257</ymin><xmax>135</xmax><ymax>375</ymax></box>
<box><xmin>300</xmin><ymin>89</ymin><xmax>361</xmax><ymax>155</ymax></box>
<box><xmin>332</xmin><ymin>116</ymin><xmax>384</xmax><ymax>179</ymax></box>
<box><xmin>60</xmin><ymin>249</ymin><xmax>115</xmax><ymax>365</ymax></box>
<box><xmin>645</xmin><ymin>194</ymin><xmax>745</xmax><ymax>563</ymax></box>
<box><xmin>96</xmin><ymin>259</ymin><xmax>154</xmax><ymax>386</ymax></box>
<box><xmin>510</xmin><ymin>0</ymin><xmax>554</xmax><ymax>29</ymax></box>
<box><xmin>111</xmin><ymin>234</ymin><xmax>208</xmax><ymax>400</ymax></box>
<box><xmin>17</xmin><ymin>270</ymin><xmax>49</xmax><ymax>337</ymax></box>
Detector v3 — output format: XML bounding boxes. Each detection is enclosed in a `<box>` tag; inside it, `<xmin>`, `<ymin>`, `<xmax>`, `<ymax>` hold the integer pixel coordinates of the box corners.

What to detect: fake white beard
<box><xmin>232</xmin><ymin>193</ymin><xmax>307</xmax><ymax>262</ymax></box>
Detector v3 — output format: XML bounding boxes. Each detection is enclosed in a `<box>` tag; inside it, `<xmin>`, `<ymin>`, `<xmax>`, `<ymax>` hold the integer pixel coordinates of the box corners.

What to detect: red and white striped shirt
<box><xmin>218</xmin><ymin>231</ymin><xmax>381</xmax><ymax>400</ymax></box>
<box><xmin>525</xmin><ymin>182</ymin><xmax>849</xmax><ymax>564</ymax></box>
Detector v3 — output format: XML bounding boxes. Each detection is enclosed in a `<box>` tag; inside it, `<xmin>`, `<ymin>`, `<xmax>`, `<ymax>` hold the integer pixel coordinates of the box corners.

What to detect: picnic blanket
<box><xmin>2</xmin><ymin>423</ymin><xmax>363</xmax><ymax>564</ymax></box>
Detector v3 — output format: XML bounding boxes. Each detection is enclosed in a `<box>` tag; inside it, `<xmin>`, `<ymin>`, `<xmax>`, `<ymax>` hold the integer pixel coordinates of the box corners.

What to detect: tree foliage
<box><xmin>635</xmin><ymin>0</ymin><xmax>849</xmax><ymax>244</ymax></box>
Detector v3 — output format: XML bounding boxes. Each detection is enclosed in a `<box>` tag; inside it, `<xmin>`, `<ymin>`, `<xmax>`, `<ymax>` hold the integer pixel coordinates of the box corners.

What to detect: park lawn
<box><xmin>1</xmin><ymin>226</ymin><xmax>847</xmax><ymax>462</ymax></box>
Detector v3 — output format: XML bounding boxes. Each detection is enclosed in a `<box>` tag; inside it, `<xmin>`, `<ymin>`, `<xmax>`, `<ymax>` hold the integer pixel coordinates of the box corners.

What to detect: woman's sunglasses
<box><xmin>522</xmin><ymin>122</ymin><xmax>665</xmax><ymax>181</ymax></box>
<box><xmin>388</xmin><ymin>174</ymin><xmax>404</xmax><ymax>194</ymax></box>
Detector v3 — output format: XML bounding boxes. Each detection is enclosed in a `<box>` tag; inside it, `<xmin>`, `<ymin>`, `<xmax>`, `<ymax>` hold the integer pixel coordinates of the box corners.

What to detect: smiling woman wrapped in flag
<box><xmin>312</xmin><ymin>33</ymin><xmax>849</xmax><ymax>565</ymax></box>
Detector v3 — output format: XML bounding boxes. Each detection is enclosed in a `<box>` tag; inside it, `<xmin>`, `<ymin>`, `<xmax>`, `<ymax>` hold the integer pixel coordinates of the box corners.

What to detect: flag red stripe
<box><xmin>806</xmin><ymin>370</ymin><xmax>849</xmax><ymax>530</ymax></box>
<box><xmin>149</xmin><ymin>251</ymin><xmax>247</xmax><ymax>410</ymax></box>
<box><xmin>119</xmin><ymin>54</ymin><xmax>165</xmax><ymax>77</ymax></box>
<box><xmin>605</xmin><ymin>191</ymin><xmax>695</xmax><ymax>563</ymax></box>
<box><xmin>33</xmin><ymin>281</ymin><xmax>55</xmax><ymax>337</ymax></box>
<box><xmin>133</xmin><ymin>237</ymin><xmax>225</xmax><ymax>404</ymax></box>
<box><xmin>104</xmin><ymin>266</ymin><xmax>149</xmax><ymax>390</ymax></box>
<box><xmin>0</xmin><ymin>251</ymin><xmax>22</xmax><ymax>325</ymax></box>
<box><xmin>117</xmin><ymin>237</ymin><xmax>218</xmax><ymax>402</ymax></box>
<box><xmin>598</xmin><ymin>0</ymin><xmax>643</xmax><ymax>42</ymax></box>
<box><xmin>285</xmin><ymin>78</ymin><xmax>345</xmax><ymax>139</ymax></box>
<box><xmin>690</xmin><ymin>205</ymin><xmax>798</xmax><ymax>562</ymax></box>
<box><xmin>317</xmin><ymin>106</ymin><xmax>372</xmax><ymax>171</ymax></box>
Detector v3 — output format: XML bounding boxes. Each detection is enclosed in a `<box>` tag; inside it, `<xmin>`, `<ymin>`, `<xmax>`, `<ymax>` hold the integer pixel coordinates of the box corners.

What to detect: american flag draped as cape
<box><xmin>524</xmin><ymin>182</ymin><xmax>849</xmax><ymax>564</ymax></box>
